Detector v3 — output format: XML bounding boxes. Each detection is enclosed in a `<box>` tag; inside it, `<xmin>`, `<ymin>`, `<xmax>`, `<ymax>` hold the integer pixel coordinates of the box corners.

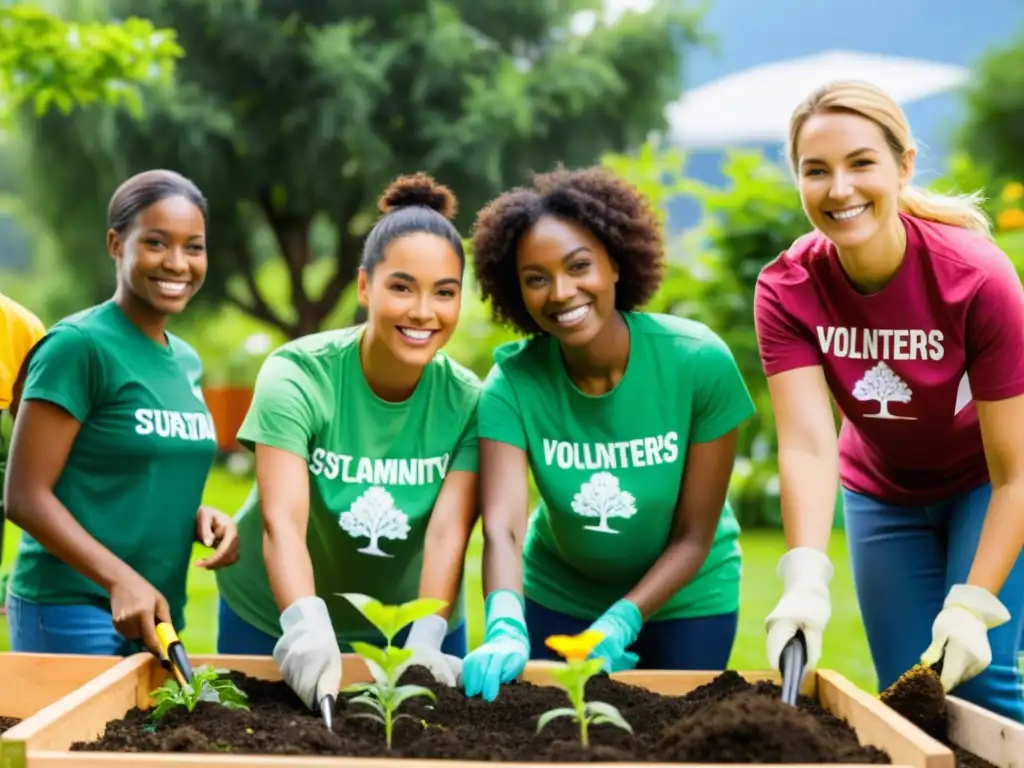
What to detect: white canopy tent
<box><xmin>666</xmin><ymin>50</ymin><xmax>972</xmax><ymax>150</ymax></box>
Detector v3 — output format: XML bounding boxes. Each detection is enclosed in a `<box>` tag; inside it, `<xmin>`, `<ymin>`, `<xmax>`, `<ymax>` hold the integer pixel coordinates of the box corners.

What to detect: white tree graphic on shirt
<box><xmin>338</xmin><ymin>486</ymin><xmax>410</xmax><ymax>557</ymax></box>
<box><xmin>571</xmin><ymin>472</ymin><xmax>637</xmax><ymax>534</ymax></box>
<box><xmin>852</xmin><ymin>361</ymin><xmax>917</xmax><ymax>420</ymax></box>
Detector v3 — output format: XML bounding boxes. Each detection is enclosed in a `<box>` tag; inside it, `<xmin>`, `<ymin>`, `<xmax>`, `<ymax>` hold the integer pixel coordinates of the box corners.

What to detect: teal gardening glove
<box><xmin>460</xmin><ymin>590</ymin><xmax>530</xmax><ymax>702</ymax></box>
<box><xmin>588</xmin><ymin>599</ymin><xmax>643</xmax><ymax>673</ymax></box>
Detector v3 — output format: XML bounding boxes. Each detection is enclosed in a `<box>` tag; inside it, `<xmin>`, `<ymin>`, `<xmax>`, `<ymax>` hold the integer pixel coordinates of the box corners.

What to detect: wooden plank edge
<box><xmin>945</xmin><ymin>695</ymin><xmax>1024</xmax><ymax>768</ymax></box>
<box><xmin>816</xmin><ymin>670</ymin><xmax>954</xmax><ymax>768</ymax></box>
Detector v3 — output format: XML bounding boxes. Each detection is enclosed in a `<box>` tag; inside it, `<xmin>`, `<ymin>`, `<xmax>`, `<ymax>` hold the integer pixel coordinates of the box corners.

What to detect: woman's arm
<box><xmin>418</xmin><ymin>469</ymin><xmax>479</xmax><ymax>618</ymax></box>
<box><xmin>255</xmin><ymin>443</ymin><xmax>315</xmax><ymax>612</ymax></box>
<box><xmin>479</xmin><ymin>439</ymin><xmax>531</xmax><ymax>596</ymax></box>
<box><xmin>5</xmin><ymin>400</ymin><xmax>168</xmax><ymax>652</ymax></box>
<box><xmin>623</xmin><ymin>428</ymin><xmax>739</xmax><ymax>619</ymax></box>
<box><xmin>969</xmin><ymin>396</ymin><xmax>1024</xmax><ymax>593</ymax></box>
<box><xmin>768</xmin><ymin>366</ymin><xmax>840</xmax><ymax>552</ymax></box>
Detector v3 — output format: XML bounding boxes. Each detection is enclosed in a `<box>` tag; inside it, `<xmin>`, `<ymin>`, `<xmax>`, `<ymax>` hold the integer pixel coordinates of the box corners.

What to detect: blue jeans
<box><xmin>524</xmin><ymin>598</ymin><xmax>738</xmax><ymax>670</ymax></box>
<box><xmin>5</xmin><ymin>594</ymin><xmax>145</xmax><ymax>656</ymax></box>
<box><xmin>844</xmin><ymin>482</ymin><xmax>1024</xmax><ymax>722</ymax></box>
<box><xmin>216</xmin><ymin>597</ymin><xmax>468</xmax><ymax>656</ymax></box>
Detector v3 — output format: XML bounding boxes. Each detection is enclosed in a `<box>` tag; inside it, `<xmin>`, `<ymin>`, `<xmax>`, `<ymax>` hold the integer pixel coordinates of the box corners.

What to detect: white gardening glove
<box><xmin>368</xmin><ymin>615</ymin><xmax>461</xmax><ymax>687</ymax></box>
<box><xmin>273</xmin><ymin>596</ymin><xmax>343</xmax><ymax>711</ymax></box>
<box><xmin>765</xmin><ymin>547</ymin><xmax>833</xmax><ymax>673</ymax></box>
<box><xmin>920</xmin><ymin>584</ymin><xmax>1010</xmax><ymax>692</ymax></box>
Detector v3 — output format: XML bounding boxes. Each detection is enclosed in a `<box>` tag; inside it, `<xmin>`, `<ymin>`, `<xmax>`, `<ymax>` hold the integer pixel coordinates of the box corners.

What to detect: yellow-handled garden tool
<box><xmin>156</xmin><ymin>621</ymin><xmax>194</xmax><ymax>688</ymax></box>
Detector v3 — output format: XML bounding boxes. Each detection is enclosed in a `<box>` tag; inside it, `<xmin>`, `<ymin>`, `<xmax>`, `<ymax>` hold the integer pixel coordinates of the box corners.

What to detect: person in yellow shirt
<box><xmin>1</xmin><ymin>292</ymin><xmax>47</xmax><ymax>567</ymax></box>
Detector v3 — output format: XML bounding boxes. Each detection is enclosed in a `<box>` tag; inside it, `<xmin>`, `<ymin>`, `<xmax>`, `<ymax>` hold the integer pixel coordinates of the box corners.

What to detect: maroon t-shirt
<box><xmin>754</xmin><ymin>212</ymin><xmax>1024</xmax><ymax>505</ymax></box>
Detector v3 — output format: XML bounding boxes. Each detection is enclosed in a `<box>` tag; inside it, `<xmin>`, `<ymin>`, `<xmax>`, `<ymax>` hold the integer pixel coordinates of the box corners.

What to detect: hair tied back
<box><xmin>378</xmin><ymin>172</ymin><xmax>458</xmax><ymax>221</ymax></box>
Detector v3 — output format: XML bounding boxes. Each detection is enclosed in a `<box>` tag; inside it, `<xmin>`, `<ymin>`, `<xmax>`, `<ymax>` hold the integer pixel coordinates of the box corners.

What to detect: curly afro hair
<box><xmin>471</xmin><ymin>165</ymin><xmax>665</xmax><ymax>335</ymax></box>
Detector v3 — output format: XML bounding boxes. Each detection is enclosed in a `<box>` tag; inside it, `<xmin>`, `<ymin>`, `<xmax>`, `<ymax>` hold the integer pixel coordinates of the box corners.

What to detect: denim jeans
<box><xmin>216</xmin><ymin>597</ymin><xmax>468</xmax><ymax>657</ymax></box>
<box><xmin>843</xmin><ymin>482</ymin><xmax>1024</xmax><ymax>722</ymax></box>
<box><xmin>5</xmin><ymin>594</ymin><xmax>144</xmax><ymax>656</ymax></box>
<box><xmin>524</xmin><ymin>598</ymin><xmax>738</xmax><ymax>670</ymax></box>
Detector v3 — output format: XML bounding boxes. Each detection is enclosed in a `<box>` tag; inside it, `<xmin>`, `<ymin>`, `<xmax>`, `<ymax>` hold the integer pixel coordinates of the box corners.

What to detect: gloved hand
<box><xmin>460</xmin><ymin>590</ymin><xmax>530</xmax><ymax>702</ymax></box>
<box><xmin>920</xmin><ymin>583</ymin><xmax>1011</xmax><ymax>692</ymax></box>
<box><xmin>588</xmin><ymin>599</ymin><xmax>642</xmax><ymax>673</ymax></box>
<box><xmin>765</xmin><ymin>547</ymin><xmax>833</xmax><ymax>673</ymax></box>
<box><xmin>369</xmin><ymin>614</ymin><xmax>461</xmax><ymax>687</ymax></box>
<box><xmin>273</xmin><ymin>596</ymin><xmax>343</xmax><ymax>711</ymax></box>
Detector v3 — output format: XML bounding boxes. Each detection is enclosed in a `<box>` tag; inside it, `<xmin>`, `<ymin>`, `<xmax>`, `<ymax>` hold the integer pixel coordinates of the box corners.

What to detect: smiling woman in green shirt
<box><xmin>214</xmin><ymin>174</ymin><xmax>481</xmax><ymax>714</ymax></box>
<box><xmin>460</xmin><ymin>166</ymin><xmax>756</xmax><ymax>702</ymax></box>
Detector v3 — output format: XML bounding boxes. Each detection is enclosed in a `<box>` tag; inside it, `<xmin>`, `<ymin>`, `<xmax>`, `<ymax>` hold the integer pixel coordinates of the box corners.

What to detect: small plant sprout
<box><xmin>338</xmin><ymin>593</ymin><xmax>448</xmax><ymax>749</ymax></box>
<box><xmin>148</xmin><ymin>665</ymin><xmax>250</xmax><ymax>724</ymax></box>
<box><xmin>538</xmin><ymin>630</ymin><xmax>633</xmax><ymax>747</ymax></box>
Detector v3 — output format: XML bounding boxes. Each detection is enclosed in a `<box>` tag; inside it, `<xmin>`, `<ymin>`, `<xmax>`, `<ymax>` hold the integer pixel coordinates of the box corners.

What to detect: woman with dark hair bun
<box><xmin>215</xmin><ymin>173</ymin><xmax>481</xmax><ymax>715</ymax></box>
<box><xmin>4</xmin><ymin>169</ymin><xmax>238</xmax><ymax>658</ymax></box>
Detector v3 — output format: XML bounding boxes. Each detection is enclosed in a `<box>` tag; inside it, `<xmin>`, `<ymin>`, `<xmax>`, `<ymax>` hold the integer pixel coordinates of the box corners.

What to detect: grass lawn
<box><xmin>0</xmin><ymin>466</ymin><xmax>879</xmax><ymax>693</ymax></box>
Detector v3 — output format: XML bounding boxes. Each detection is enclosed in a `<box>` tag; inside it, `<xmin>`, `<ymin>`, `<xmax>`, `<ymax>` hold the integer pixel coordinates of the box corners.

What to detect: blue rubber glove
<box><xmin>588</xmin><ymin>599</ymin><xmax>643</xmax><ymax>673</ymax></box>
<box><xmin>460</xmin><ymin>590</ymin><xmax>530</xmax><ymax>702</ymax></box>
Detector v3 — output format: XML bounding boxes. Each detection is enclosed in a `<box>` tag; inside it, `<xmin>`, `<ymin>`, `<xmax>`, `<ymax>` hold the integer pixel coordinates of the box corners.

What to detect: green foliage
<box><xmin>13</xmin><ymin>0</ymin><xmax>706</xmax><ymax>337</ymax></box>
<box><xmin>148</xmin><ymin>665</ymin><xmax>249</xmax><ymax>724</ymax></box>
<box><xmin>338</xmin><ymin>593</ymin><xmax>446</xmax><ymax>749</ymax></box>
<box><xmin>0</xmin><ymin>3</ymin><xmax>181</xmax><ymax>120</ymax></box>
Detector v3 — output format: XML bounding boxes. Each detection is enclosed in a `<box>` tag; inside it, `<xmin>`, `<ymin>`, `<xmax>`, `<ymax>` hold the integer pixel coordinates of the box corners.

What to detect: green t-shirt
<box><xmin>8</xmin><ymin>300</ymin><xmax>216</xmax><ymax>629</ymax></box>
<box><xmin>215</xmin><ymin>326</ymin><xmax>481</xmax><ymax>647</ymax></box>
<box><xmin>478</xmin><ymin>311</ymin><xmax>755</xmax><ymax>622</ymax></box>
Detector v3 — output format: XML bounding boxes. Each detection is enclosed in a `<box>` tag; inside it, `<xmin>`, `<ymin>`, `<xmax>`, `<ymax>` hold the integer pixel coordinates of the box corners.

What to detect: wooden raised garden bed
<box><xmin>0</xmin><ymin>653</ymin><xmax>959</xmax><ymax>768</ymax></box>
<box><xmin>944</xmin><ymin>694</ymin><xmax>1024</xmax><ymax>768</ymax></box>
<box><xmin>0</xmin><ymin>652</ymin><xmax>124</xmax><ymax>763</ymax></box>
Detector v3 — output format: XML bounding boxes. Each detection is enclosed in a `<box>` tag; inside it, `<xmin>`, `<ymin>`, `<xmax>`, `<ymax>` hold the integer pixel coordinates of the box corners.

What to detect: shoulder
<box><xmin>906</xmin><ymin>214</ymin><xmax>1017</xmax><ymax>288</ymax></box>
<box><xmin>264</xmin><ymin>326</ymin><xmax>361</xmax><ymax>374</ymax></box>
<box><xmin>427</xmin><ymin>351</ymin><xmax>482</xmax><ymax>403</ymax></box>
<box><xmin>755</xmin><ymin>229</ymin><xmax>832</xmax><ymax>301</ymax></box>
<box><xmin>0</xmin><ymin>293</ymin><xmax>46</xmax><ymax>338</ymax></box>
<box><xmin>490</xmin><ymin>335</ymin><xmax>551</xmax><ymax>377</ymax></box>
<box><xmin>167</xmin><ymin>332</ymin><xmax>202</xmax><ymax>365</ymax></box>
<box><xmin>628</xmin><ymin>311</ymin><xmax>734</xmax><ymax>361</ymax></box>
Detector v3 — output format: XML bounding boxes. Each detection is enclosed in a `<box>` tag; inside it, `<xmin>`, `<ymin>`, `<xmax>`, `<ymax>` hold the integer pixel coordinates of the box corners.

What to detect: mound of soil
<box><xmin>71</xmin><ymin>668</ymin><xmax>892</xmax><ymax>763</ymax></box>
<box><xmin>0</xmin><ymin>716</ymin><xmax>21</xmax><ymax>735</ymax></box>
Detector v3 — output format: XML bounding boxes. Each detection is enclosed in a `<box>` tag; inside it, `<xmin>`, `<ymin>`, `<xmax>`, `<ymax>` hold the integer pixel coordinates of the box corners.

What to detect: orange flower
<box><xmin>1002</xmin><ymin>182</ymin><xmax>1024</xmax><ymax>203</ymax></box>
<box><xmin>545</xmin><ymin>630</ymin><xmax>605</xmax><ymax>661</ymax></box>
<box><xmin>997</xmin><ymin>208</ymin><xmax>1024</xmax><ymax>232</ymax></box>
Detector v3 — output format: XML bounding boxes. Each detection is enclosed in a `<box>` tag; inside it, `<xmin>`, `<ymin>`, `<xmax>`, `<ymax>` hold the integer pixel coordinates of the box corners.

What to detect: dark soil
<box><xmin>879</xmin><ymin>668</ymin><xmax>998</xmax><ymax>768</ymax></box>
<box><xmin>71</xmin><ymin>667</ymin><xmax>893</xmax><ymax>763</ymax></box>
<box><xmin>0</xmin><ymin>716</ymin><xmax>21</xmax><ymax>735</ymax></box>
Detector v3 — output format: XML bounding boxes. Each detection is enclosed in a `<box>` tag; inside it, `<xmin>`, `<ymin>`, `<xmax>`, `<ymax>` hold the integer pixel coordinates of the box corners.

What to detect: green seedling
<box><xmin>538</xmin><ymin>630</ymin><xmax>633</xmax><ymax>747</ymax></box>
<box><xmin>337</xmin><ymin>592</ymin><xmax>447</xmax><ymax>749</ymax></box>
<box><xmin>148</xmin><ymin>665</ymin><xmax>250</xmax><ymax>724</ymax></box>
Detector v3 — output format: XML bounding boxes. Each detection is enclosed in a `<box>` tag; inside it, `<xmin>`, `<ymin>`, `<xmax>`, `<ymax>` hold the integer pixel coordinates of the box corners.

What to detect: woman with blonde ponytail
<box><xmin>754</xmin><ymin>79</ymin><xmax>1024</xmax><ymax>721</ymax></box>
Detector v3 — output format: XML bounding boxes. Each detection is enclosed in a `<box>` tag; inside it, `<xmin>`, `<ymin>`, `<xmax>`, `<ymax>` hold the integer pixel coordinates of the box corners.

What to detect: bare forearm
<box><xmin>778</xmin><ymin>446</ymin><xmax>837</xmax><ymax>552</ymax></box>
<box><xmin>7</xmin><ymin>491</ymin><xmax>135</xmax><ymax>592</ymax></box>
<box><xmin>482</xmin><ymin>521</ymin><xmax>523</xmax><ymax>596</ymax></box>
<box><xmin>625</xmin><ymin>537</ymin><xmax>711</xmax><ymax>619</ymax></box>
<box><xmin>967</xmin><ymin>480</ymin><xmax>1024</xmax><ymax>594</ymax></box>
<box><xmin>263</xmin><ymin>526</ymin><xmax>316</xmax><ymax>612</ymax></box>
<box><xmin>418</xmin><ymin>529</ymin><xmax>471</xmax><ymax>620</ymax></box>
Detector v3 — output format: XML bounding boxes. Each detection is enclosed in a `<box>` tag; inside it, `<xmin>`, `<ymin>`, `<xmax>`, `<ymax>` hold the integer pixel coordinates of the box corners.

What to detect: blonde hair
<box><xmin>788</xmin><ymin>80</ymin><xmax>992</xmax><ymax>239</ymax></box>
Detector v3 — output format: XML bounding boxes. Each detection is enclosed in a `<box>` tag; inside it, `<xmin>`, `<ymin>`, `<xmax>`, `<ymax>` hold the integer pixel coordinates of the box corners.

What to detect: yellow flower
<box><xmin>545</xmin><ymin>630</ymin><xmax>606</xmax><ymax>660</ymax></box>
<box><xmin>1002</xmin><ymin>182</ymin><xmax>1024</xmax><ymax>202</ymax></box>
<box><xmin>997</xmin><ymin>208</ymin><xmax>1024</xmax><ymax>231</ymax></box>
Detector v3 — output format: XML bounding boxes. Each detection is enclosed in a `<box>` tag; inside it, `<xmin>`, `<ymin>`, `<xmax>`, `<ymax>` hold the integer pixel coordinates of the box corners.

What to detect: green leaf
<box><xmin>349</xmin><ymin>693</ymin><xmax>386</xmax><ymax>718</ymax></box>
<box><xmin>390</xmin><ymin>684</ymin><xmax>435</xmax><ymax>709</ymax></box>
<box><xmin>348</xmin><ymin>711</ymin><xmax>385</xmax><ymax>726</ymax></box>
<box><xmin>537</xmin><ymin>707</ymin><xmax>577</xmax><ymax>733</ymax></box>
<box><xmin>394</xmin><ymin>597</ymin><xmax>448</xmax><ymax>629</ymax></box>
<box><xmin>350</xmin><ymin>641</ymin><xmax>390</xmax><ymax>671</ymax></box>
<box><xmin>339</xmin><ymin>593</ymin><xmax>403</xmax><ymax>640</ymax></box>
<box><xmin>585</xmin><ymin>700</ymin><xmax>632</xmax><ymax>732</ymax></box>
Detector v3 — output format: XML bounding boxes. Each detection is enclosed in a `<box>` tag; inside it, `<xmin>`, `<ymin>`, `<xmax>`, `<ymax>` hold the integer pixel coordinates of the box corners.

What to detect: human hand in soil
<box><xmin>920</xmin><ymin>584</ymin><xmax>1010</xmax><ymax>692</ymax></box>
<box><xmin>765</xmin><ymin>547</ymin><xmax>833</xmax><ymax>673</ymax></box>
<box><xmin>193</xmin><ymin>506</ymin><xmax>239</xmax><ymax>569</ymax></box>
<box><xmin>110</xmin><ymin>571</ymin><xmax>172</xmax><ymax>656</ymax></box>
<box><xmin>587</xmin><ymin>599</ymin><xmax>642</xmax><ymax>673</ymax></box>
<box><xmin>273</xmin><ymin>595</ymin><xmax>343</xmax><ymax>710</ymax></box>
<box><xmin>461</xmin><ymin>590</ymin><xmax>530</xmax><ymax>701</ymax></box>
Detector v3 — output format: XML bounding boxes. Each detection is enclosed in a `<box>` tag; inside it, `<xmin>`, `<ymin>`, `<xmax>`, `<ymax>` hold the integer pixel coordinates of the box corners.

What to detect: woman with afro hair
<box><xmin>215</xmin><ymin>173</ymin><xmax>481</xmax><ymax>715</ymax></box>
<box><xmin>460</xmin><ymin>166</ymin><xmax>756</xmax><ymax>702</ymax></box>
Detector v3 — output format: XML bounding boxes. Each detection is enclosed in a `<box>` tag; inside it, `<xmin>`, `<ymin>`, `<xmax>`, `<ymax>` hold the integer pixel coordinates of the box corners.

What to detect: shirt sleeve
<box><xmin>236</xmin><ymin>351</ymin><xmax>324</xmax><ymax>459</ymax></box>
<box><xmin>691</xmin><ymin>331</ymin><xmax>757</xmax><ymax>444</ymax></box>
<box><xmin>20</xmin><ymin>326</ymin><xmax>97</xmax><ymax>422</ymax></box>
<box><xmin>753</xmin><ymin>272</ymin><xmax>822</xmax><ymax>376</ymax></box>
<box><xmin>477</xmin><ymin>363</ymin><xmax>527</xmax><ymax>451</ymax></box>
<box><xmin>964</xmin><ymin>253</ymin><xmax>1024</xmax><ymax>401</ymax></box>
<box><xmin>449</xmin><ymin>406</ymin><xmax>479</xmax><ymax>473</ymax></box>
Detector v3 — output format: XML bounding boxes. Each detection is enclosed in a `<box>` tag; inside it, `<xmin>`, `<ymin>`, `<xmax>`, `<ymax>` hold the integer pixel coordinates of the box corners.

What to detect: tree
<box><xmin>0</xmin><ymin>2</ymin><xmax>181</xmax><ymax>121</ymax></box>
<box><xmin>852</xmin><ymin>361</ymin><xmax>914</xmax><ymax>420</ymax></box>
<box><xmin>16</xmin><ymin>0</ymin><xmax>705</xmax><ymax>337</ymax></box>
<box><xmin>571</xmin><ymin>471</ymin><xmax>637</xmax><ymax>534</ymax></box>
<box><xmin>339</xmin><ymin>487</ymin><xmax>410</xmax><ymax>558</ymax></box>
